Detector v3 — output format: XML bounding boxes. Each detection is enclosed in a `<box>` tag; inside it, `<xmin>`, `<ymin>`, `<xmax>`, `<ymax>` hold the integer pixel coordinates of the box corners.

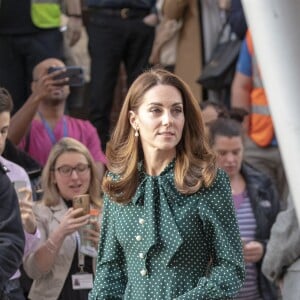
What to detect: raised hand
<box><xmin>58</xmin><ymin>207</ymin><xmax>90</xmax><ymax>237</ymax></box>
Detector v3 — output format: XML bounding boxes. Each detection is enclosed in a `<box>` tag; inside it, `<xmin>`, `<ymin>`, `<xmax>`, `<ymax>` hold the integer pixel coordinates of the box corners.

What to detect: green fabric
<box><xmin>90</xmin><ymin>162</ymin><xmax>245</xmax><ymax>299</ymax></box>
<box><xmin>31</xmin><ymin>3</ymin><xmax>60</xmax><ymax>28</ymax></box>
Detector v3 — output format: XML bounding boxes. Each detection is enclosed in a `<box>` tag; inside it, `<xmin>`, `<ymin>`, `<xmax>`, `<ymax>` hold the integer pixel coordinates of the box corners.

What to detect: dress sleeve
<box><xmin>89</xmin><ymin>196</ymin><xmax>127</xmax><ymax>300</ymax></box>
<box><xmin>262</xmin><ymin>196</ymin><xmax>300</xmax><ymax>282</ymax></box>
<box><xmin>176</xmin><ymin>169</ymin><xmax>245</xmax><ymax>300</ymax></box>
<box><xmin>23</xmin><ymin>204</ymin><xmax>49</xmax><ymax>280</ymax></box>
<box><xmin>24</xmin><ymin>229</ymin><xmax>41</xmax><ymax>257</ymax></box>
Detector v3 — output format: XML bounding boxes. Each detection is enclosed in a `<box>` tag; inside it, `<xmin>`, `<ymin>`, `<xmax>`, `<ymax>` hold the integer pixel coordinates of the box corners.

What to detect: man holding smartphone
<box><xmin>7</xmin><ymin>58</ymin><xmax>106</xmax><ymax>182</ymax></box>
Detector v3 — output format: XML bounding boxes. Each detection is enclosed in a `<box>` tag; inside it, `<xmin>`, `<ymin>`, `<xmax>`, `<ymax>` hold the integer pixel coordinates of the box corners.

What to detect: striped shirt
<box><xmin>233</xmin><ymin>191</ymin><xmax>262</xmax><ymax>300</ymax></box>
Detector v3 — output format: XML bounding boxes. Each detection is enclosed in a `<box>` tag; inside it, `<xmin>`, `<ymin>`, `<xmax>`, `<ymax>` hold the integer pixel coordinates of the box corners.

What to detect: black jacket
<box><xmin>0</xmin><ymin>164</ymin><xmax>25</xmax><ymax>294</ymax></box>
<box><xmin>241</xmin><ymin>162</ymin><xmax>280</xmax><ymax>300</ymax></box>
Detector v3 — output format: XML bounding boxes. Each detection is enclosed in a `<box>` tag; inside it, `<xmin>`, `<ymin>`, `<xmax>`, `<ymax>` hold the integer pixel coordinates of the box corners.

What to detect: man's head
<box><xmin>0</xmin><ymin>88</ymin><xmax>13</xmax><ymax>155</ymax></box>
<box><xmin>31</xmin><ymin>58</ymin><xmax>70</xmax><ymax>104</ymax></box>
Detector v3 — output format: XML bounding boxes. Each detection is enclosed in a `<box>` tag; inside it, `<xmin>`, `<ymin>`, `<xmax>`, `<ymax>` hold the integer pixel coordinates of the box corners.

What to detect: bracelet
<box><xmin>68</xmin><ymin>14</ymin><xmax>82</xmax><ymax>18</ymax></box>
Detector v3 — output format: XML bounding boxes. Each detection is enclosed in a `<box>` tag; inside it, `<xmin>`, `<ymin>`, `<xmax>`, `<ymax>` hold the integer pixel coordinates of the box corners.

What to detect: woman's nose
<box><xmin>70</xmin><ymin>168</ymin><xmax>79</xmax><ymax>179</ymax></box>
<box><xmin>162</xmin><ymin>111</ymin><xmax>172</xmax><ymax>126</ymax></box>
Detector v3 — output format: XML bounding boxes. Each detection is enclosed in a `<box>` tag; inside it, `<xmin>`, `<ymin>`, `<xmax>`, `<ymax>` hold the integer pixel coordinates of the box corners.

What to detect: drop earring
<box><xmin>135</xmin><ymin>127</ymin><xmax>139</xmax><ymax>137</ymax></box>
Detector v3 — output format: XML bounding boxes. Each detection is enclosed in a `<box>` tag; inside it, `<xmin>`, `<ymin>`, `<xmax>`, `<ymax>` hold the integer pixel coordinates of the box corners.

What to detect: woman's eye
<box><xmin>174</xmin><ymin>107</ymin><xmax>183</xmax><ymax>113</ymax></box>
<box><xmin>150</xmin><ymin>108</ymin><xmax>161</xmax><ymax>113</ymax></box>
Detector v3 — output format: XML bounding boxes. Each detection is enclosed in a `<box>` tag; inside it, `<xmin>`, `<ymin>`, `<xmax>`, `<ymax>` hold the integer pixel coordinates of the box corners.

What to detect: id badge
<box><xmin>72</xmin><ymin>273</ymin><xmax>93</xmax><ymax>290</ymax></box>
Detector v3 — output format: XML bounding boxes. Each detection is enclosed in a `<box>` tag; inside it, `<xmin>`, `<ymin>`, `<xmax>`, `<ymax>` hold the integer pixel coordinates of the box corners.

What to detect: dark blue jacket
<box><xmin>228</xmin><ymin>0</ymin><xmax>247</xmax><ymax>40</ymax></box>
<box><xmin>0</xmin><ymin>163</ymin><xmax>25</xmax><ymax>295</ymax></box>
<box><xmin>241</xmin><ymin>162</ymin><xmax>280</xmax><ymax>300</ymax></box>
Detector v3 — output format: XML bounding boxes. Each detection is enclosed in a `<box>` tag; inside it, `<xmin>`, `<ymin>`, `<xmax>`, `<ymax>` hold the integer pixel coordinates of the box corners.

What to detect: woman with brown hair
<box><xmin>89</xmin><ymin>68</ymin><xmax>245</xmax><ymax>300</ymax></box>
<box><xmin>23</xmin><ymin>137</ymin><xmax>102</xmax><ymax>300</ymax></box>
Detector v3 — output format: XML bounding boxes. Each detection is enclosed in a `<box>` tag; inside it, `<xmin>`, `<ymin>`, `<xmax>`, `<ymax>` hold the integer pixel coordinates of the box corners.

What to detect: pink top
<box><xmin>19</xmin><ymin>116</ymin><xmax>107</xmax><ymax>166</ymax></box>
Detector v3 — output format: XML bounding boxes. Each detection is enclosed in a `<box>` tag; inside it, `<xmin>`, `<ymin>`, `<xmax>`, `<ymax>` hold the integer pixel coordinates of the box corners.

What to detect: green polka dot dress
<box><xmin>89</xmin><ymin>161</ymin><xmax>245</xmax><ymax>300</ymax></box>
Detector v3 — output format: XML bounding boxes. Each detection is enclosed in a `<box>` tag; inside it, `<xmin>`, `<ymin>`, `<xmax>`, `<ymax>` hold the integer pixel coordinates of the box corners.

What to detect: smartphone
<box><xmin>48</xmin><ymin>66</ymin><xmax>84</xmax><ymax>87</ymax></box>
<box><xmin>72</xmin><ymin>194</ymin><xmax>90</xmax><ymax>217</ymax></box>
<box><xmin>13</xmin><ymin>180</ymin><xmax>28</xmax><ymax>201</ymax></box>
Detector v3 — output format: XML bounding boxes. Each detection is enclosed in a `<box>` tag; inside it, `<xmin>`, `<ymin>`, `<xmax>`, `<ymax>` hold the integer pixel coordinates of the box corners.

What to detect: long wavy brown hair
<box><xmin>103</xmin><ymin>68</ymin><xmax>216</xmax><ymax>203</ymax></box>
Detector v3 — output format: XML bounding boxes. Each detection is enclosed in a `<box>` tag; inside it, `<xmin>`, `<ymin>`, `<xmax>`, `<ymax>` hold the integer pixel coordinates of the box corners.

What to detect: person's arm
<box><xmin>231</xmin><ymin>71</ymin><xmax>252</xmax><ymax>111</ymax></box>
<box><xmin>65</xmin><ymin>0</ymin><xmax>82</xmax><ymax>46</ymax></box>
<box><xmin>244</xmin><ymin>171</ymin><xmax>281</xmax><ymax>264</ymax></box>
<box><xmin>8</xmin><ymin>93</ymin><xmax>40</xmax><ymax>145</ymax></box>
<box><xmin>175</xmin><ymin>170</ymin><xmax>245</xmax><ymax>300</ymax></box>
<box><xmin>262</xmin><ymin>195</ymin><xmax>300</xmax><ymax>282</ymax></box>
<box><xmin>0</xmin><ymin>171</ymin><xmax>25</xmax><ymax>290</ymax></box>
<box><xmin>231</xmin><ymin>71</ymin><xmax>252</xmax><ymax>133</ymax></box>
<box><xmin>23</xmin><ymin>206</ymin><xmax>89</xmax><ymax>278</ymax></box>
<box><xmin>89</xmin><ymin>196</ymin><xmax>127</xmax><ymax>299</ymax></box>
<box><xmin>162</xmin><ymin>0</ymin><xmax>188</xmax><ymax>20</ymax></box>
<box><xmin>231</xmin><ymin>39</ymin><xmax>253</xmax><ymax>112</ymax></box>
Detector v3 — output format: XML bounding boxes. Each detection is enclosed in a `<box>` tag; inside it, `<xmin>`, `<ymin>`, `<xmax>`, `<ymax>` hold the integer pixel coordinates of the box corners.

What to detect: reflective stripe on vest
<box><xmin>31</xmin><ymin>0</ymin><xmax>61</xmax><ymax>29</ymax></box>
<box><xmin>251</xmin><ymin>104</ymin><xmax>270</xmax><ymax>115</ymax></box>
<box><xmin>246</xmin><ymin>31</ymin><xmax>274</xmax><ymax>147</ymax></box>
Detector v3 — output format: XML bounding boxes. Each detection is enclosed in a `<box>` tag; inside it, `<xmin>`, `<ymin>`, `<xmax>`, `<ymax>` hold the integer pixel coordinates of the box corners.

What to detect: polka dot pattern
<box><xmin>89</xmin><ymin>162</ymin><xmax>245</xmax><ymax>299</ymax></box>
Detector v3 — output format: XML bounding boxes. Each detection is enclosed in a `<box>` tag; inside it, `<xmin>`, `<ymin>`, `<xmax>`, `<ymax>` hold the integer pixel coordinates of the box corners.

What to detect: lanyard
<box><xmin>38</xmin><ymin>112</ymin><xmax>68</xmax><ymax>145</ymax></box>
<box><xmin>75</xmin><ymin>232</ymin><xmax>85</xmax><ymax>273</ymax></box>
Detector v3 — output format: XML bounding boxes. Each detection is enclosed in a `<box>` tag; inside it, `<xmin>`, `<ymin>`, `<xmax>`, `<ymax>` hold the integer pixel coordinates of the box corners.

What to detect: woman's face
<box><xmin>130</xmin><ymin>84</ymin><xmax>185</xmax><ymax>156</ymax></box>
<box><xmin>212</xmin><ymin>135</ymin><xmax>244</xmax><ymax>178</ymax></box>
<box><xmin>53</xmin><ymin>151</ymin><xmax>91</xmax><ymax>200</ymax></box>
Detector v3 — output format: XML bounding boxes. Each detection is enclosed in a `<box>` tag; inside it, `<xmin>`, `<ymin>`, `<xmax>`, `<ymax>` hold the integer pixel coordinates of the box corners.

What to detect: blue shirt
<box><xmin>236</xmin><ymin>40</ymin><xmax>252</xmax><ymax>77</ymax></box>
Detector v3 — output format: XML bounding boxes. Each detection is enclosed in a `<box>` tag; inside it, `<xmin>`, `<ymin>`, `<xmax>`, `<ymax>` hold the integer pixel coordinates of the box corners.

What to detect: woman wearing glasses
<box><xmin>23</xmin><ymin>137</ymin><xmax>102</xmax><ymax>300</ymax></box>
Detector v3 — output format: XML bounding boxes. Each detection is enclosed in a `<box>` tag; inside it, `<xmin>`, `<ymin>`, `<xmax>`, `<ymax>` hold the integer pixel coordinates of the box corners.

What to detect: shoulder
<box><xmin>209</xmin><ymin>168</ymin><xmax>231</xmax><ymax>192</ymax></box>
<box><xmin>66</xmin><ymin>115</ymin><xmax>95</xmax><ymax>129</ymax></box>
<box><xmin>0</xmin><ymin>163</ymin><xmax>10</xmax><ymax>187</ymax></box>
<box><xmin>66</xmin><ymin>116</ymin><xmax>99</xmax><ymax>138</ymax></box>
<box><xmin>196</xmin><ymin>169</ymin><xmax>231</xmax><ymax>205</ymax></box>
<box><xmin>0</xmin><ymin>166</ymin><xmax>18</xmax><ymax>210</ymax></box>
<box><xmin>0</xmin><ymin>161</ymin><xmax>9</xmax><ymax>174</ymax></box>
<box><xmin>0</xmin><ymin>156</ymin><xmax>30</xmax><ymax>182</ymax></box>
<box><xmin>242</xmin><ymin>162</ymin><xmax>272</xmax><ymax>186</ymax></box>
<box><xmin>196</xmin><ymin>169</ymin><xmax>234</xmax><ymax>215</ymax></box>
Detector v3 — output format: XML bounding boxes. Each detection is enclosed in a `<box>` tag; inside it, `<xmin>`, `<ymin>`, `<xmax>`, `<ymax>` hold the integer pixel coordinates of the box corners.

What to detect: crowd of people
<box><xmin>0</xmin><ymin>0</ymin><xmax>295</xmax><ymax>300</ymax></box>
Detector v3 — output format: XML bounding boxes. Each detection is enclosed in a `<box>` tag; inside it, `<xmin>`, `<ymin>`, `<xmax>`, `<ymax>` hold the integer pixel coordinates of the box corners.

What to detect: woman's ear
<box><xmin>129</xmin><ymin>110</ymin><xmax>137</xmax><ymax>128</ymax></box>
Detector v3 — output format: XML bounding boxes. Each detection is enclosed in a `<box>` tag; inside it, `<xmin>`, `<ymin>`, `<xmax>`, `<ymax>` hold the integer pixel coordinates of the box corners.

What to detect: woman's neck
<box><xmin>143</xmin><ymin>150</ymin><xmax>175</xmax><ymax>176</ymax></box>
<box><xmin>230</xmin><ymin>173</ymin><xmax>246</xmax><ymax>195</ymax></box>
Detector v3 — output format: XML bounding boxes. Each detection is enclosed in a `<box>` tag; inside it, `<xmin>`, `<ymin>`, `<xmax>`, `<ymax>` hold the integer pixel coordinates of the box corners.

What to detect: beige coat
<box><xmin>163</xmin><ymin>0</ymin><xmax>203</xmax><ymax>102</ymax></box>
<box><xmin>23</xmin><ymin>199</ymin><xmax>96</xmax><ymax>300</ymax></box>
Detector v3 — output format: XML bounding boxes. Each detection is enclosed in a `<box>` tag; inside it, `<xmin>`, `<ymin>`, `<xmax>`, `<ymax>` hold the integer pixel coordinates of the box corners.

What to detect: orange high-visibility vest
<box><xmin>246</xmin><ymin>31</ymin><xmax>274</xmax><ymax>147</ymax></box>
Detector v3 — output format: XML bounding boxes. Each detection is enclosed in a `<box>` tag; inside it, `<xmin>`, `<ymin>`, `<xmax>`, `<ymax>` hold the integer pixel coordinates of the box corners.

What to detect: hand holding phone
<box><xmin>13</xmin><ymin>180</ymin><xmax>28</xmax><ymax>201</ymax></box>
<box><xmin>72</xmin><ymin>194</ymin><xmax>90</xmax><ymax>217</ymax></box>
<box><xmin>48</xmin><ymin>66</ymin><xmax>84</xmax><ymax>87</ymax></box>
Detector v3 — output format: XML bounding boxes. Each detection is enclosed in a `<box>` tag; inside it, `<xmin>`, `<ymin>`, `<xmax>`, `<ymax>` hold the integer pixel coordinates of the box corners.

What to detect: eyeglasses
<box><xmin>53</xmin><ymin>163</ymin><xmax>90</xmax><ymax>177</ymax></box>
